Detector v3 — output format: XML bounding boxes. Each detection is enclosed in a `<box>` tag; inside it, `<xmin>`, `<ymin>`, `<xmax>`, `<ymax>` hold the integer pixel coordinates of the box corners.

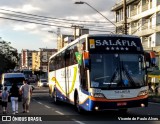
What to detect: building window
<box><xmin>127</xmin><ymin>5</ymin><xmax>130</xmax><ymax>18</ymax></box>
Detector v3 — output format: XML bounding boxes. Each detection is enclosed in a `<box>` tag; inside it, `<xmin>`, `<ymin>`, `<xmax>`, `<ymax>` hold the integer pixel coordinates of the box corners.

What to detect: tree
<box><xmin>0</xmin><ymin>39</ymin><xmax>19</xmax><ymax>74</ymax></box>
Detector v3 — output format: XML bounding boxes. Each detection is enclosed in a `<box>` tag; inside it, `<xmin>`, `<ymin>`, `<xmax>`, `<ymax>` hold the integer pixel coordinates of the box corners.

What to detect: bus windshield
<box><xmin>90</xmin><ymin>54</ymin><xmax>146</xmax><ymax>89</ymax></box>
<box><xmin>4</xmin><ymin>78</ymin><xmax>24</xmax><ymax>86</ymax></box>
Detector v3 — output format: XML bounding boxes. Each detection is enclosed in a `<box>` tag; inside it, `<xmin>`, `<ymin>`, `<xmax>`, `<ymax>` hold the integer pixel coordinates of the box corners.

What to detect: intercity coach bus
<box><xmin>48</xmin><ymin>34</ymin><xmax>148</xmax><ymax>113</ymax></box>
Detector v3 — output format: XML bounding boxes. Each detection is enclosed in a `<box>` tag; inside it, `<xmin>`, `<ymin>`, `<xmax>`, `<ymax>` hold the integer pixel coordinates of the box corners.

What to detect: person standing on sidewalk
<box><xmin>1</xmin><ymin>87</ymin><xmax>9</xmax><ymax>114</ymax></box>
<box><xmin>9</xmin><ymin>82</ymin><xmax>20</xmax><ymax>114</ymax></box>
<box><xmin>20</xmin><ymin>80</ymin><xmax>32</xmax><ymax>113</ymax></box>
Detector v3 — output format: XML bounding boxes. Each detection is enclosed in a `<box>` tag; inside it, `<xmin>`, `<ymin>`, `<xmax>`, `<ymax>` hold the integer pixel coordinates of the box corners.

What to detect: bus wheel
<box><xmin>75</xmin><ymin>95</ymin><xmax>83</xmax><ymax>113</ymax></box>
<box><xmin>53</xmin><ymin>90</ymin><xmax>59</xmax><ymax>104</ymax></box>
<box><xmin>118</xmin><ymin>108</ymin><xmax>128</xmax><ymax>114</ymax></box>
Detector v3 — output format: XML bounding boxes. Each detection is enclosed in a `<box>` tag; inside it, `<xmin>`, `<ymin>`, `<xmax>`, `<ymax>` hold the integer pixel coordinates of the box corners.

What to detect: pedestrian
<box><xmin>9</xmin><ymin>82</ymin><xmax>20</xmax><ymax>114</ymax></box>
<box><xmin>155</xmin><ymin>83</ymin><xmax>159</xmax><ymax>95</ymax></box>
<box><xmin>20</xmin><ymin>80</ymin><xmax>32</xmax><ymax>113</ymax></box>
<box><xmin>1</xmin><ymin>87</ymin><xmax>9</xmax><ymax>114</ymax></box>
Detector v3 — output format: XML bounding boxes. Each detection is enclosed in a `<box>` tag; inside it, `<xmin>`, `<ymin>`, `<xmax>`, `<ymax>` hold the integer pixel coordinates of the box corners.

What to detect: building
<box><xmin>20</xmin><ymin>48</ymin><xmax>57</xmax><ymax>79</ymax></box>
<box><xmin>57</xmin><ymin>34</ymin><xmax>74</xmax><ymax>51</ymax></box>
<box><xmin>57</xmin><ymin>28</ymin><xmax>89</xmax><ymax>51</ymax></box>
<box><xmin>112</xmin><ymin>0</ymin><xmax>160</xmax><ymax>66</ymax></box>
<box><xmin>21</xmin><ymin>49</ymin><xmax>32</xmax><ymax>70</ymax></box>
<box><xmin>32</xmin><ymin>51</ymin><xmax>40</xmax><ymax>72</ymax></box>
<box><xmin>39</xmin><ymin>48</ymin><xmax>57</xmax><ymax>73</ymax></box>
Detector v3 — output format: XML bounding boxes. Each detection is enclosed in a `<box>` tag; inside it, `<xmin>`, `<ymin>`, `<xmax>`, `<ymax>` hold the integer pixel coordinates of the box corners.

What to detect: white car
<box><xmin>1</xmin><ymin>73</ymin><xmax>25</xmax><ymax>102</ymax></box>
<box><xmin>38</xmin><ymin>79</ymin><xmax>48</xmax><ymax>87</ymax></box>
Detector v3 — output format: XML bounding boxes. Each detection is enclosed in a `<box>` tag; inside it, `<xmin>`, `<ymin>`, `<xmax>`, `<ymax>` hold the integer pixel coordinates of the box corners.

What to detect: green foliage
<box><xmin>0</xmin><ymin>39</ymin><xmax>19</xmax><ymax>74</ymax></box>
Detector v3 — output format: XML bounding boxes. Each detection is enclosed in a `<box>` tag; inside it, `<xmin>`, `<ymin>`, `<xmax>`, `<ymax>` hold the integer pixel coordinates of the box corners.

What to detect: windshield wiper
<box><xmin>121</xmin><ymin>62</ymin><xmax>136</xmax><ymax>87</ymax></box>
<box><xmin>110</xmin><ymin>61</ymin><xmax>137</xmax><ymax>88</ymax></box>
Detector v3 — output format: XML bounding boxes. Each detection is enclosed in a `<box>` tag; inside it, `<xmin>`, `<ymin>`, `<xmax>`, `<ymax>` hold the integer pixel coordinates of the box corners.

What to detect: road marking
<box><xmin>37</xmin><ymin>102</ymin><xmax>43</xmax><ymax>105</ymax></box>
<box><xmin>45</xmin><ymin>105</ymin><xmax>51</xmax><ymax>109</ymax></box>
<box><xmin>55</xmin><ymin>111</ymin><xmax>64</xmax><ymax>115</ymax></box>
<box><xmin>71</xmin><ymin>119</ymin><xmax>85</xmax><ymax>124</ymax></box>
<box><xmin>32</xmin><ymin>99</ymin><xmax>36</xmax><ymax>101</ymax></box>
<box><xmin>149</xmin><ymin>102</ymin><xmax>160</xmax><ymax>105</ymax></box>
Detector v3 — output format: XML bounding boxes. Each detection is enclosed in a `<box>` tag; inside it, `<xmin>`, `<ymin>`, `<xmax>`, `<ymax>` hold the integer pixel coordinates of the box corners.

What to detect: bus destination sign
<box><xmin>89</xmin><ymin>37</ymin><xmax>143</xmax><ymax>53</ymax></box>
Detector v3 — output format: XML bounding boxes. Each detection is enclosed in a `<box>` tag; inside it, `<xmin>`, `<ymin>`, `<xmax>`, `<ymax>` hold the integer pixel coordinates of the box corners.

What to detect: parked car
<box><xmin>37</xmin><ymin>79</ymin><xmax>48</xmax><ymax>87</ymax></box>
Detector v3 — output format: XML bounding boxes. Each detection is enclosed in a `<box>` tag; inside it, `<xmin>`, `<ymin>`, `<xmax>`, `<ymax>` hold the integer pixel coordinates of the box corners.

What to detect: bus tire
<box><xmin>53</xmin><ymin>90</ymin><xmax>59</xmax><ymax>104</ymax></box>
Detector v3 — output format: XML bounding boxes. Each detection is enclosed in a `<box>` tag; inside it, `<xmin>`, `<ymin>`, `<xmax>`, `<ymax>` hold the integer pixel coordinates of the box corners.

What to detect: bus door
<box><xmin>65</xmin><ymin>49</ymin><xmax>70</xmax><ymax>101</ymax></box>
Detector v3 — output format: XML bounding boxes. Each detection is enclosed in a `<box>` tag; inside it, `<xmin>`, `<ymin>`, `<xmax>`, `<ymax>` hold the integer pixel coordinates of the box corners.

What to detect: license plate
<box><xmin>117</xmin><ymin>102</ymin><xmax>127</xmax><ymax>106</ymax></box>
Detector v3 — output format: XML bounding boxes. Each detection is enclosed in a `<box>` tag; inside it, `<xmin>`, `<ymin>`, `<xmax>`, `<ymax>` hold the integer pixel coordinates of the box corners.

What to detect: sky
<box><xmin>0</xmin><ymin>0</ymin><xmax>119</xmax><ymax>53</ymax></box>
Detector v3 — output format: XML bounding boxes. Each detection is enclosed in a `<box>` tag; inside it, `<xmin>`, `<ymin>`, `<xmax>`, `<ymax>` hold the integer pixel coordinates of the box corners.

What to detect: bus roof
<box><xmin>3</xmin><ymin>73</ymin><xmax>25</xmax><ymax>78</ymax></box>
<box><xmin>49</xmin><ymin>34</ymin><xmax>140</xmax><ymax>60</ymax></box>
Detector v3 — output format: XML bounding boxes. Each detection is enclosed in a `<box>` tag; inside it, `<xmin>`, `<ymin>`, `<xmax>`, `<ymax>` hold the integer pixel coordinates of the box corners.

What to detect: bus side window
<box><xmin>49</xmin><ymin>59</ymin><xmax>55</xmax><ymax>72</ymax></box>
<box><xmin>80</xmin><ymin>64</ymin><xmax>88</xmax><ymax>91</ymax></box>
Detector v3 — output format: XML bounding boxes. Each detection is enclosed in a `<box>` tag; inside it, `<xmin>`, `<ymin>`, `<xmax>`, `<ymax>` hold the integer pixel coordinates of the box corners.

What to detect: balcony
<box><xmin>112</xmin><ymin>0</ymin><xmax>136</xmax><ymax>11</ymax></box>
<box><xmin>132</xmin><ymin>24</ymin><xmax>160</xmax><ymax>37</ymax></box>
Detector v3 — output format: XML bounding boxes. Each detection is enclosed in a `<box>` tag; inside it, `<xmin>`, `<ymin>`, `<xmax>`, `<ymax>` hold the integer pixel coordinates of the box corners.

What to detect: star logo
<box><xmin>116</xmin><ymin>47</ymin><xmax>119</xmax><ymax>50</ymax></box>
<box><xmin>111</xmin><ymin>47</ymin><xmax>114</xmax><ymax>50</ymax></box>
<box><xmin>106</xmin><ymin>47</ymin><xmax>110</xmax><ymax>50</ymax></box>
<box><xmin>121</xmin><ymin>47</ymin><xmax>124</xmax><ymax>50</ymax></box>
<box><xmin>125</xmin><ymin>47</ymin><xmax>129</xmax><ymax>50</ymax></box>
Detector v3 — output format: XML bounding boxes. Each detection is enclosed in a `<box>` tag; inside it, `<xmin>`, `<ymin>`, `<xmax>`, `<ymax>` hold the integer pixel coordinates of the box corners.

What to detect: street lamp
<box><xmin>74</xmin><ymin>1</ymin><xmax>117</xmax><ymax>27</ymax></box>
<box><xmin>48</xmin><ymin>31</ymin><xmax>57</xmax><ymax>35</ymax></box>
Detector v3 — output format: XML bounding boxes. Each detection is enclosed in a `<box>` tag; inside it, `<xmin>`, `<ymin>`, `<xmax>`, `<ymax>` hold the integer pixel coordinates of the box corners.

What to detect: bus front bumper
<box><xmin>83</xmin><ymin>97</ymin><xmax>148</xmax><ymax>111</ymax></box>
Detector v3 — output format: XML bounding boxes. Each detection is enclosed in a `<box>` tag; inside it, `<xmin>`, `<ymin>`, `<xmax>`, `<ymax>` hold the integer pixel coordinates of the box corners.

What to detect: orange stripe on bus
<box><xmin>88</xmin><ymin>95</ymin><xmax>148</xmax><ymax>102</ymax></box>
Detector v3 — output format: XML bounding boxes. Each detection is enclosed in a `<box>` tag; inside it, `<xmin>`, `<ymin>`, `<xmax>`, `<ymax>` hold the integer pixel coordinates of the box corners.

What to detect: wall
<box><xmin>152</xmin><ymin>0</ymin><xmax>157</xmax><ymax>8</ymax></box>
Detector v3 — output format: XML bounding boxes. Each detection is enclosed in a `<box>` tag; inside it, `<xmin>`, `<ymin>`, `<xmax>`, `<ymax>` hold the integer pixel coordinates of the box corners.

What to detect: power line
<box><xmin>0</xmin><ymin>8</ymin><xmax>115</xmax><ymax>33</ymax></box>
<box><xmin>0</xmin><ymin>12</ymin><xmax>113</xmax><ymax>29</ymax></box>
<box><xmin>0</xmin><ymin>8</ymin><xmax>111</xmax><ymax>24</ymax></box>
<box><xmin>0</xmin><ymin>16</ymin><xmax>112</xmax><ymax>33</ymax></box>
<box><xmin>0</xmin><ymin>11</ymin><xmax>115</xmax><ymax>30</ymax></box>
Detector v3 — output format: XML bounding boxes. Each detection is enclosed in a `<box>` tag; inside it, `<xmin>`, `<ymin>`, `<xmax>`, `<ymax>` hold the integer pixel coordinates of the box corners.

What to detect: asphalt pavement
<box><xmin>0</xmin><ymin>86</ymin><xmax>160</xmax><ymax>124</ymax></box>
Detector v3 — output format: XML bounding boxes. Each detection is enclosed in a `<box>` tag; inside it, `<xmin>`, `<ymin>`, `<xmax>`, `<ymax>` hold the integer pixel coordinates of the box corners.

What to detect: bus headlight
<box><xmin>138</xmin><ymin>90</ymin><xmax>148</xmax><ymax>96</ymax></box>
<box><xmin>92</xmin><ymin>93</ymin><xmax>105</xmax><ymax>98</ymax></box>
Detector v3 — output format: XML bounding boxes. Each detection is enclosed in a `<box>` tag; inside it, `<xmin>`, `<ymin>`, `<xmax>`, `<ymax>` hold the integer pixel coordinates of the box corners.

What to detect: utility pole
<box><xmin>72</xmin><ymin>25</ymin><xmax>77</xmax><ymax>40</ymax></box>
<box><xmin>123</xmin><ymin>0</ymin><xmax>127</xmax><ymax>34</ymax></box>
<box><xmin>71</xmin><ymin>25</ymin><xmax>83</xmax><ymax>40</ymax></box>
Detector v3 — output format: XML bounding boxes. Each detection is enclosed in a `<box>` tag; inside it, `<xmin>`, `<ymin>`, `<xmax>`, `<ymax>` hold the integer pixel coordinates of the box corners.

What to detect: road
<box><xmin>0</xmin><ymin>86</ymin><xmax>160</xmax><ymax>124</ymax></box>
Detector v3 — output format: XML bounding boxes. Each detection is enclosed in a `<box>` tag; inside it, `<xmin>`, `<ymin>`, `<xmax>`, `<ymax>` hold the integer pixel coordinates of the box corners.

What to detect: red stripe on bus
<box><xmin>88</xmin><ymin>95</ymin><xmax>148</xmax><ymax>102</ymax></box>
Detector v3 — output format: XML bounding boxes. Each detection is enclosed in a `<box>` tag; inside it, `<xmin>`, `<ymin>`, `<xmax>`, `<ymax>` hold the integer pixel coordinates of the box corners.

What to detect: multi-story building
<box><xmin>21</xmin><ymin>49</ymin><xmax>32</xmax><ymax>70</ymax></box>
<box><xmin>57</xmin><ymin>34</ymin><xmax>74</xmax><ymax>51</ymax></box>
<box><xmin>32</xmin><ymin>51</ymin><xmax>40</xmax><ymax>72</ymax></box>
<box><xmin>112</xmin><ymin>0</ymin><xmax>160</xmax><ymax>66</ymax></box>
<box><xmin>39</xmin><ymin>48</ymin><xmax>57</xmax><ymax>72</ymax></box>
<box><xmin>57</xmin><ymin>29</ymin><xmax>89</xmax><ymax>51</ymax></box>
<box><xmin>21</xmin><ymin>48</ymin><xmax>57</xmax><ymax>73</ymax></box>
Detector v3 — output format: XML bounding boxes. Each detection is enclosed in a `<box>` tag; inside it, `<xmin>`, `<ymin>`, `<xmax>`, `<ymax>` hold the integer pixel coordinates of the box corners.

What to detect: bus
<box><xmin>48</xmin><ymin>34</ymin><xmax>148</xmax><ymax>113</ymax></box>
